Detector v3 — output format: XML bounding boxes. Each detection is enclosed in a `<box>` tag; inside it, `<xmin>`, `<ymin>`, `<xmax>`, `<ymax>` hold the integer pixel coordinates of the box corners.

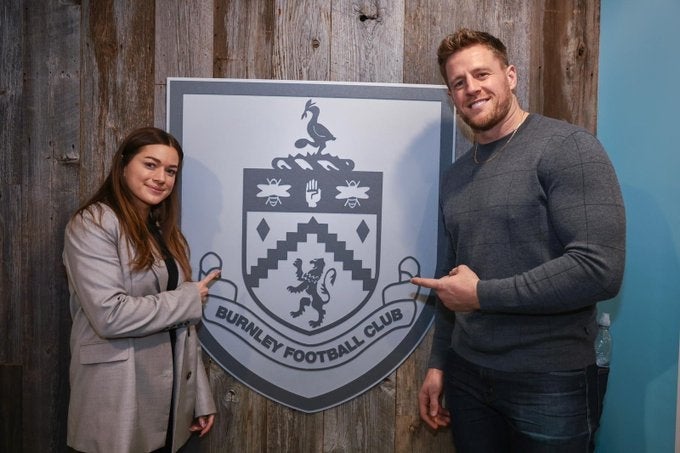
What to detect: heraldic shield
<box><xmin>172</xmin><ymin>84</ymin><xmax>452</xmax><ymax>413</ymax></box>
<box><xmin>243</xmin><ymin>162</ymin><xmax>382</xmax><ymax>335</ymax></box>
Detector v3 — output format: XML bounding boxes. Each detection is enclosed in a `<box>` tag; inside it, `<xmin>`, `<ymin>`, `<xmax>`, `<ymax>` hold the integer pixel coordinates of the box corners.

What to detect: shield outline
<box><xmin>168</xmin><ymin>78</ymin><xmax>454</xmax><ymax>413</ymax></box>
<box><xmin>242</xmin><ymin>168</ymin><xmax>383</xmax><ymax>335</ymax></box>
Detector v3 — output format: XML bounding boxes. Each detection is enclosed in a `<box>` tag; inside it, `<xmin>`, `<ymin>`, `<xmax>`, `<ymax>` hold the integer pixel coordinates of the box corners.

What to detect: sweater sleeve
<box><xmin>478</xmin><ymin>130</ymin><xmax>626</xmax><ymax>314</ymax></box>
<box><xmin>428</xmin><ymin>209</ymin><xmax>457</xmax><ymax>369</ymax></box>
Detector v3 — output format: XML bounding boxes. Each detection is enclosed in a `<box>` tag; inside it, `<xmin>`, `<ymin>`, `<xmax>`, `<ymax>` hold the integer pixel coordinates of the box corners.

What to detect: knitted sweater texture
<box><xmin>429</xmin><ymin>114</ymin><xmax>626</xmax><ymax>372</ymax></box>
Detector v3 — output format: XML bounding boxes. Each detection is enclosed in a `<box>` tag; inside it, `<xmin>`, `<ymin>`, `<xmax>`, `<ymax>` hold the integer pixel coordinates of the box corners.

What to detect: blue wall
<box><xmin>597</xmin><ymin>1</ymin><xmax>680</xmax><ymax>451</ymax></box>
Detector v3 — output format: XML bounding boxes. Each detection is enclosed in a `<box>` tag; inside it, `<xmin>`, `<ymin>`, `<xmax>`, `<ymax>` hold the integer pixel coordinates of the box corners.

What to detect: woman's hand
<box><xmin>189</xmin><ymin>414</ymin><xmax>215</xmax><ymax>437</ymax></box>
<box><xmin>197</xmin><ymin>270</ymin><xmax>221</xmax><ymax>303</ymax></box>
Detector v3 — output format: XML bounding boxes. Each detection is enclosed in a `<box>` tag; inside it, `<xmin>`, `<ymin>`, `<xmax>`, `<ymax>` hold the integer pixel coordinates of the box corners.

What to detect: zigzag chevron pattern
<box><xmin>245</xmin><ymin>217</ymin><xmax>375</xmax><ymax>291</ymax></box>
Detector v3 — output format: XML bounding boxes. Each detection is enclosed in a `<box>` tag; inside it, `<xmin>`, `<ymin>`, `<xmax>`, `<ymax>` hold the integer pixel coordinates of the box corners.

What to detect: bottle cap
<box><xmin>598</xmin><ymin>312</ymin><xmax>611</xmax><ymax>327</ymax></box>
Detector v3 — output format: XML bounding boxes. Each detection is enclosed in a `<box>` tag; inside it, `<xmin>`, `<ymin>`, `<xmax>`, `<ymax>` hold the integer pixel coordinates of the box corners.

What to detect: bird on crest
<box><xmin>295</xmin><ymin>99</ymin><xmax>336</xmax><ymax>154</ymax></box>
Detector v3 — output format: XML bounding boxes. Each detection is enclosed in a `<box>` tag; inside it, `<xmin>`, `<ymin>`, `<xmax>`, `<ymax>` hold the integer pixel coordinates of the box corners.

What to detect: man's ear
<box><xmin>506</xmin><ymin>64</ymin><xmax>518</xmax><ymax>90</ymax></box>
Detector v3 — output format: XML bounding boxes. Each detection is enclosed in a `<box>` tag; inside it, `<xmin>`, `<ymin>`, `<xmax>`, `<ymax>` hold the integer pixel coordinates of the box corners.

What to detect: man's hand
<box><xmin>418</xmin><ymin>368</ymin><xmax>451</xmax><ymax>430</ymax></box>
<box><xmin>411</xmin><ymin>264</ymin><xmax>480</xmax><ymax>312</ymax></box>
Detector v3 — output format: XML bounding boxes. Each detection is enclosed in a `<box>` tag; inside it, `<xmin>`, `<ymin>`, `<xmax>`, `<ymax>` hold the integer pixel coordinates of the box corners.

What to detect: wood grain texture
<box><xmin>331</xmin><ymin>0</ymin><xmax>405</xmax><ymax>83</ymax></box>
<box><xmin>541</xmin><ymin>0</ymin><xmax>600</xmax><ymax>132</ymax></box>
<box><xmin>19</xmin><ymin>0</ymin><xmax>81</xmax><ymax>451</ymax></box>
<box><xmin>0</xmin><ymin>365</ymin><xmax>22</xmax><ymax>452</ymax></box>
<box><xmin>273</xmin><ymin>0</ymin><xmax>332</xmax><ymax>80</ymax></box>
<box><xmin>81</xmin><ymin>0</ymin><xmax>155</xmax><ymax>196</ymax></box>
<box><xmin>204</xmin><ymin>361</ymin><xmax>269</xmax><ymax>452</ymax></box>
<box><xmin>1</xmin><ymin>0</ymin><xmax>601</xmax><ymax>451</ymax></box>
<box><xmin>265</xmin><ymin>399</ymin><xmax>325</xmax><ymax>453</ymax></box>
<box><xmin>154</xmin><ymin>0</ymin><xmax>214</xmax><ymax>129</ymax></box>
<box><xmin>214</xmin><ymin>0</ymin><xmax>275</xmax><ymax>79</ymax></box>
<box><xmin>323</xmin><ymin>375</ymin><xmax>397</xmax><ymax>452</ymax></box>
<box><xmin>0</xmin><ymin>0</ymin><xmax>24</xmax><ymax>367</ymax></box>
<box><xmin>395</xmin><ymin>330</ymin><xmax>452</xmax><ymax>452</ymax></box>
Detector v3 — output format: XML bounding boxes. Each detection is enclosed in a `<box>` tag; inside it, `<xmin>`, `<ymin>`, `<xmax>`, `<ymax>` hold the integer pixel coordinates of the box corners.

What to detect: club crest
<box><xmin>171</xmin><ymin>80</ymin><xmax>453</xmax><ymax>412</ymax></box>
<box><xmin>242</xmin><ymin>114</ymin><xmax>382</xmax><ymax>333</ymax></box>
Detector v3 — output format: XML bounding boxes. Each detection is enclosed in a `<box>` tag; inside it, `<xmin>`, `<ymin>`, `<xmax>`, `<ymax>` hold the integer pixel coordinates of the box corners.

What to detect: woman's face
<box><xmin>123</xmin><ymin>144</ymin><xmax>180</xmax><ymax>214</ymax></box>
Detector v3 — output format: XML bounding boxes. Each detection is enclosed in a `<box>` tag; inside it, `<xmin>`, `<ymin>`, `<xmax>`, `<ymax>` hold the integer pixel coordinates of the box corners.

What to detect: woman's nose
<box><xmin>153</xmin><ymin>169</ymin><xmax>166</xmax><ymax>183</ymax></box>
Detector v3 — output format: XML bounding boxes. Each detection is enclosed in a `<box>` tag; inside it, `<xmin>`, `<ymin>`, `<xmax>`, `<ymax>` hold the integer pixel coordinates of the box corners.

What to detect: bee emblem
<box><xmin>335</xmin><ymin>180</ymin><xmax>370</xmax><ymax>208</ymax></box>
<box><xmin>257</xmin><ymin>178</ymin><xmax>291</xmax><ymax>206</ymax></box>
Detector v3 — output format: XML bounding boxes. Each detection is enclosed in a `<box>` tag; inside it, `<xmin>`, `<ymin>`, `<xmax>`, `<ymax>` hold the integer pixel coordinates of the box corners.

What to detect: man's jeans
<box><xmin>444</xmin><ymin>349</ymin><xmax>609</xmax><ymax>453</ymax></box>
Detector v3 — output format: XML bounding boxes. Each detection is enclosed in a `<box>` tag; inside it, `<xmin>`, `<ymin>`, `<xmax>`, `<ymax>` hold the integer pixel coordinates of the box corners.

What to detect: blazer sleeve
<box><xmin>63</xmin><ymin>206</ymin><xmax>203</xmax><ymax>338</ymax></box>
<box><xmin>194</xmin><ymin>340</ymin><xmax>217</xmax><ymax>417</ymax></box>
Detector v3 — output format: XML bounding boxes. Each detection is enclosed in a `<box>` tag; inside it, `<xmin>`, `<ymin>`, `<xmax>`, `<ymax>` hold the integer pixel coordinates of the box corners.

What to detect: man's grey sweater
<box><xmin>430</xmin><ymin>113</ymin><xmax>626</xmax><ymax>372</ymax></box>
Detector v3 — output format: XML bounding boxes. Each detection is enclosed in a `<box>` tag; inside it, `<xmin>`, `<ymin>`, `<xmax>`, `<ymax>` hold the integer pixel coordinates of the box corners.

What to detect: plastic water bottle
<box><xmin>594</xmin><ymin>312</ymin><xmax>612</xmax><ymax>367</ymax></box>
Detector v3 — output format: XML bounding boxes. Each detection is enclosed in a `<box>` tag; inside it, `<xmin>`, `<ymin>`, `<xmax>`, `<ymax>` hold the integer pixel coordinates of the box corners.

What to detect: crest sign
<box><xmin>169</xmin><ymin>79</ymin><xmax>454</xmax><ymax>412</ymax></box>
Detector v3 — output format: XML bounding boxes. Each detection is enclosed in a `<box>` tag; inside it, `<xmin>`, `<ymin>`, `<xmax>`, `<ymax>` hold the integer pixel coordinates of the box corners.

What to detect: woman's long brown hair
<box><xmin>74</xmin><ymin>127</ymin><xmax>193</xmax><ymax>280</ymax></box>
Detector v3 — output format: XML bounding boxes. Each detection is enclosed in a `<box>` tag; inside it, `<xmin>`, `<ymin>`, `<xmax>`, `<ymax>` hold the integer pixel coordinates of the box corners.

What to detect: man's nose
<box><xmin>465</xmin><ymin>76</ymin><xmax>480</xmax><ymax>93</ymax></box>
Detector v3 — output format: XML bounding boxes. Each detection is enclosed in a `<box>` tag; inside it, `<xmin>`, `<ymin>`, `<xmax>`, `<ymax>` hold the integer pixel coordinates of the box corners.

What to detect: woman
<box><xmin>63</xmin><ymin>127</ymin><xmax>220</xmax><ymax>452</ymax></box>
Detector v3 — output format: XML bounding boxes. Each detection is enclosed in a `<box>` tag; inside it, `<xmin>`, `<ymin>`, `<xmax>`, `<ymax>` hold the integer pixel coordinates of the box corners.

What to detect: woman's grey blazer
<box><xmin>63</xmin><ymin>203</ymin><xmax>216</xmax><ymax>453</ymax></box>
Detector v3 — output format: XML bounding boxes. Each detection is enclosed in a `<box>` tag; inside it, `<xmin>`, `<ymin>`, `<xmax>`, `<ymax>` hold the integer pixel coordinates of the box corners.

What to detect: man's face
<box><xmin>444</xmin><ymin>44</ymin><xmax>517</xmax><ymax>132</ymax></box>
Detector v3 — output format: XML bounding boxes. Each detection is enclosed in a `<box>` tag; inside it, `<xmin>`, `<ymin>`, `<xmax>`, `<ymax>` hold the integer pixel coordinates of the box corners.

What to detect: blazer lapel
<box><xmin>151</xmin><ymin>259</ymin><xmax>168</xmax><ymax>292</ymax></box>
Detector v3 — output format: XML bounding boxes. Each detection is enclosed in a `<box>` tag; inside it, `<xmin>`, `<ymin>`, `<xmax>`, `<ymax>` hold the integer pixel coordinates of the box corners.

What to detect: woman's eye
<box><xmin>167</xmin><ymin>169</ymin><xmax>177</xmax><ymax>177</ymax></box>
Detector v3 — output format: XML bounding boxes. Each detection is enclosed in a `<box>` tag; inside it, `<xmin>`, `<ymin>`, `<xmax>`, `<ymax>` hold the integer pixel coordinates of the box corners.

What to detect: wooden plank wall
<box><xmin>0</xmin><ymin>0</ymin><xmax>600</xmax><ymax>451</ymax></box>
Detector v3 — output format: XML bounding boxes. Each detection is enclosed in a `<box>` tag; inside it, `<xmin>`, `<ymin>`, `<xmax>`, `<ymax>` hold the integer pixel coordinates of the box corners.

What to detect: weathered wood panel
<box><xmin>80</xmin><ymin>0</ymin><xmax>155</xmax><ymax>195</ymax></box>
<box><xmin>0</xmin><ymin>365</ymin><xmax>22</xmax><ymax>452</ymax></box>
<box><xmin>541</xmin><ymin>0</ymin><xmax>600</xmax><ymax>132</ymax></box>
<box><xmin>0</xmin><ymin>0</ymin><xmax>601</xmax><ymax>451</ymax></box>
<box><xmin>264</xmin><ymin>396</ymin><xmax>325</xmax><ymax>453</ymax></box>
<box><xmin>203</xmin><ymin>363</ymin><xmax>270</xmax><ymax>452</ymax></box>
<box><xmin>324</xmin><ymin>376</ymin><xmax>396</xmax><ymax>452</ymax></box>
<box><xmin>154</xmin><ymin>0</ymin><xmax>214</xmax><ymax>128</ymax></box>
<box><xmin>0</xmin><ymin>0</ymin><xmax>24</xmax><ymax>368</ymax></box>
<box><xmin>395</xmin><ymin>331</ymin><xmax>451</xmax><ymax>452</ymax></box>
<box><xmin>20</xmin><ymin>0</ymin><xmax>81</xmax><ymax>451</ymax></box>
<box><xmin>214</xmin><ymin>0</ymin><xmax>275</xmax><ymax>79</ymax></box>
<box><xmin>1</xmin><ymin>0</ymin><xmax>26</xmax><ymax>448</ymax></box>
<box><xmin>273</xmin><ymin>0</ymin><xmax>332</xmax><ymax>81</ymax></box>
<box><xmin>330</xmin><ymin>0</ymin><xmax>405</xmax><ymax>83</ymax></box>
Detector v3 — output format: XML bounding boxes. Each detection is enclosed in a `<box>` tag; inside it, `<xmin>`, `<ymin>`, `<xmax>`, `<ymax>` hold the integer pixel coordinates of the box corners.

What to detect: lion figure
<box><xmin>287</xmin><ymin>257</ymin><xmax>336</xmax><ymax>328</ymax></box>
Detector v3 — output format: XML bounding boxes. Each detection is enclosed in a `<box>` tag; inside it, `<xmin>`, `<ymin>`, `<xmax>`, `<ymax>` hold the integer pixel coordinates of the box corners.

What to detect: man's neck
<box><xmin>475</xmin><ymin>103</ymin><xmax>527</xmax><ymax>144</ymax></box>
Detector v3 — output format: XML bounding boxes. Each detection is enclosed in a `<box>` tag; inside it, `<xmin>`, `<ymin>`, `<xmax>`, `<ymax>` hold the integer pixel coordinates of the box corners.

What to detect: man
<box><xmin>411</xmin><ymin>29</ymin><xmax>625</xmax><ymax>452</ymax></box>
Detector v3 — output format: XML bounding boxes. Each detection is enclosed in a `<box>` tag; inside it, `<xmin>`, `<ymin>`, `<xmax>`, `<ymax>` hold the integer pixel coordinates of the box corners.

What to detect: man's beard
<box><xmin>459</xmin><ymin>92</ymin><xmax>513</xmax><ymax>133</ymax></box>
